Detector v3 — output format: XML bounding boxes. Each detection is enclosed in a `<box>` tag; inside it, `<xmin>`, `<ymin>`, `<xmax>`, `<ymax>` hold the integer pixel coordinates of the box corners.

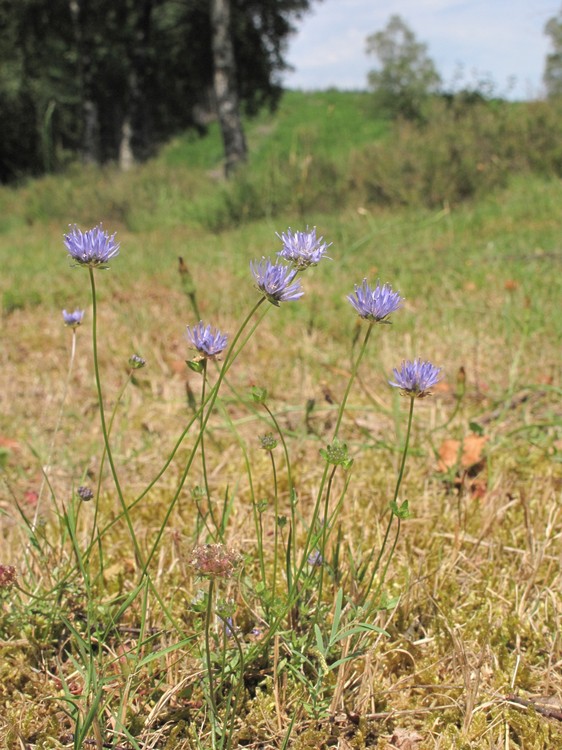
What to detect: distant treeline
<box><xmin>0</xmin><ymin>0</ymin><xmax>315</xmax><ymax>183</ymax></box>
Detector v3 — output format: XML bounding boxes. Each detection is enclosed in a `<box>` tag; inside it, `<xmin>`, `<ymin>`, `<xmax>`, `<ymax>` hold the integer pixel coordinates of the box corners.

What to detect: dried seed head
<box><xmin>0</xmin><ymin>565</ymin><xmax>16</xmax><ymax>589</ymax></box>
<box><xmin>190</xmin><ymin>544</ymin><xmax>241</xmax><ymax>579</ymax></box>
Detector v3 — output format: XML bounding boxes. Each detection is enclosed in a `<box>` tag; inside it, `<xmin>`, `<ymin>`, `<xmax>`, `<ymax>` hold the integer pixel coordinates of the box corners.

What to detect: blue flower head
<box><xmin>307</xmin><ymin>550</ymin><xmax>324</xmax><ymax>567</ymax></box>
<box><xmin>128</xmin><ymin>354</ymin><xmax>146</xmax><ymax>370</ymax></box>
<box><xmin>389</xmin><ymin>359</ymin><xmax>443</xmax><ymax>398</ymax></box>
<box><xmin>250</xmin><ymin>258</ymin><xmax>304</xmax><ymax>306</ymax></box>
<box><xmin>187</xmin><ymin>321</ymin><xmax>228</xmax><ymax>359</ymax></box>
<box><xmin>276</xmin><ymin>227</ymin><xmax>331</xmax><ymax>270</ymax></box>
<box><xmin>62</xmin><ymin>309</ymin><xmax>85</xmax><ymax>328</ymax></box>
<box><xmin>347</xmin><ymin>279</ymin><xmax>403</xmax><ymax>323</ymax></box>
<box><xmin>64</xmin><ymin>224</ymin><xmax>120</xmax><ymax>269</ymax></box>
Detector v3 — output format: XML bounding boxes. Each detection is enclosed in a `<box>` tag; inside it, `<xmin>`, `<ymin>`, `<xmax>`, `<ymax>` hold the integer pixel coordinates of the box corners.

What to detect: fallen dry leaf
<box><xmin>387</xmin><ymin>727</ymin><xmax>424</xmax><ymax>749</ymax></box>
<box><xmin>504</xmin><ymin>278</ymin><xmax>519</xmax><ymax>291</ymax></box>
<box><xmin>438</xmin><ymin>434</ymin><xmax>488</xmax><ymax>472</ymax></box>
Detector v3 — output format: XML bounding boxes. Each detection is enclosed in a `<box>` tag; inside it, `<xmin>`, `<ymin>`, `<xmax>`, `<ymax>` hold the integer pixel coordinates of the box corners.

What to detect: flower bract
<box><xmin>77</xmin><ymin>486</ymin><xmax>94</xmax><ymax>502</ymax></box>
<box><xmin>389</xmin><ymin>358</ymin><xmax>443</xmax><ymax>398</ymax></box>
<box><xmin>190</xmin><ymin>544</ymin><xmax>241</xmax><ymax>579</ymax></box>
<box><xmin>276</xmin><ymin>227</ymin><xmax>331</xmax><ymax>270</ymax></box>
<box><xmin>62</xmin><ymin>309</ymin><xmax>84</xmax><ymax>328</ymax></box>
<box><xmin>347</xmin><ymin>279</ymin><xmax>403</xmax><ymax>322</ymax></box>
<box><xmin>186</xmin><ymin>321</ymin><xmax>228</xmax><ymax>359</ymax></box>
<box><xmin>250</xmin><ymin>258</ymin><xmax>304</xmax><ymax>306</ymax></box>
<box><xmin>64</xmin><ymin>224</ymin><xmax>120</xmax><ymax>269</ymax></box>
<box><xmin>129</xmin><ymin>354</ymin><xmax>146</xmax><ymax>369</ymax></box>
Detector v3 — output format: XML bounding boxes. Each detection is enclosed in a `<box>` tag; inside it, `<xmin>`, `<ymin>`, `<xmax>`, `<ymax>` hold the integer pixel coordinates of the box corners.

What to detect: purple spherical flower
<box><xmin>64</xmin><ymin>224</ymin><xmax>120</xmax><ymax>269</ymax></box>
<box><xmin>250</xmin><ymin>258</ymin><xmax>304</xmax><ymax>306</ymax></box>
<box><xmin>389</xmin><ymin>359</ymin><xmax>443</xmax><ymax>398</ymax></box>
<box><xmin>276</xmin><ymin>227</ymin><xmax>331</xmax><ymax>270</ymax></box>
<box><xmin>187</xmin><ymin>321</ymin><xmax>228</xmax><ymax>359</ymax></box>
<box><xmin>77</xmin><ymin>486</ymin><xmax>94</xmax><ymax>502</ymax></box>
<box><xmin>62</xmin><ymin>309</ymin><xmax>85</xmax><ymax>328</ymax></box>
<box><xmin>347</xmin><ymin>279</ymin><xmax>403</xmax><ymax>323</ymax></box>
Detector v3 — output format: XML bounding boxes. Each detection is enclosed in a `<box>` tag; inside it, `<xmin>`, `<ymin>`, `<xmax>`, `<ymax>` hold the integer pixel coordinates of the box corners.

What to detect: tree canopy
<box><xmin>0</xmin><ymin>0</ymin><xmax>317</xmax><ymax>183</ymax></box>
<box><xmin>366</xmin><ymin>14</ymin><xmax>441</xmax><ymax>121</ymax></box>
<box><xmin>544</xmin><ymin>6</ymin><xmax>562</xmax><ymax>99</ymax></box>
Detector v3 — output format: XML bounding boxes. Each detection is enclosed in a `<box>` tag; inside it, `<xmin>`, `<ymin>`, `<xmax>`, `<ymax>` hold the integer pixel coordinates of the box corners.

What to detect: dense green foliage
<box><xmin>0</xmin><ymin>0</ymin><xmax>317</xmax><ymax>183</ymax></box>
<box><xmin>3</xmin><ymin>89</ymin><xmax>562</xmax><ymax>236</ymax></box>
<box><xmin>544</xmin><ymin>4</ymin><xmax>562</xmax><ymax>98</ymax></box>
<box><xmin>366</xmin><ymin>14</ymin><xmax>441</xmax><ymax>121</ymax></box>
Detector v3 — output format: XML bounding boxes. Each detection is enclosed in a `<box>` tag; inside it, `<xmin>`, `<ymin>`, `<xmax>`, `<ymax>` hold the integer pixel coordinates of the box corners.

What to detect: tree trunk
<box><xmin>118</xmin><ymin>116</ymin><xmax>134</xmax><ymax>171</ymax></box>
<box><xmin>210</xmin><ymin>0</ymin><xmax>247</xmax><ymax>176</ymax></box>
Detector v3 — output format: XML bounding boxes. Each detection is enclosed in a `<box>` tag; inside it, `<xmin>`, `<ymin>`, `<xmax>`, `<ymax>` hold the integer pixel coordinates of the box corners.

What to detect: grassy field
<box><xmin>1</xmin><ymin>91</ymin><xmax>561</xmax><ymax>750</ymax></box>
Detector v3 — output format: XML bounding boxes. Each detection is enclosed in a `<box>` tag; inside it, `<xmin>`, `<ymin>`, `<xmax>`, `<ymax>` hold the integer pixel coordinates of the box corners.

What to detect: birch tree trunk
<box><xmin>210</xmin><ymin>0</ymin><xmax>247</xmax><ymax>176</ymax></box>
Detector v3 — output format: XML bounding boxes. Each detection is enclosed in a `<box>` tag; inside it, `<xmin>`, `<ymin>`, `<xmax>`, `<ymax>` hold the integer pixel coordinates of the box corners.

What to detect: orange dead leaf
<box><xmin>0</xmin><ymin>436</ymin><xmax>21</xmax><ymax>450</ymax></box>
<box><xmin>462</xmin><ymin>434</ymin><xmax>488</xmax><ymax>467</ymax></box>
<box><xmin>438</xmin><ymin>434</ymin><xmax>488</xmax><ymax>472</ymax></box>
<box><xmin>504</xmin><ymin>278</ymin><xmax>519</xmax><ymax>291</ymax></box>
<box><xmin>433</xmin><ymin>380</ymin><xmax>451</xmax><ymax>393</ymax></box>
<box><xmin>387</xmin><ymin>727</ymin><xmax>424</xmax><ymax>749</ymax></box>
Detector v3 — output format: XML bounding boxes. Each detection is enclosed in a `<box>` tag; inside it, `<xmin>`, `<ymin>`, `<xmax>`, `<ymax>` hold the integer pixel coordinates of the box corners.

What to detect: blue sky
<box><xmin>283</xmin><ymin>0</ymin><xmax>558</xmax><ymax>100</ymax></box>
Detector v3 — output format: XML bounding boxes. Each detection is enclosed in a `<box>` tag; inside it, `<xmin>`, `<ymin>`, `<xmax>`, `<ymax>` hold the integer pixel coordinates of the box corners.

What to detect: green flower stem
<box><xmin>268</xmin><ymin>450</ymin><xmax>280</xmax><ymax>606</ymax></box>
<box><xmin>199</xmin><ymin>360</ymin><xmax>220</xmax><ymax>541</ymax></box>
<box><xmin>204</xmin><ymin>577</ymin><xmax>219</xmax><ymax>742</ymax></box>
<box><xmin>213</xmin><ymin>394</ymin><xmax>266</xmax><ymax>592</ymax></box>
<box><xmin>33</xmin><ymin>326</ymin><xmax>78</xmax><ymax>531</ymax></box>
<box><xmin>333</xmin><ymin>322</ymin><xmax>374</xmax><ymax>438</ymax></box>
<box><xmin>89</xmin><ymin>269</ymin><xmax>145</xmax><ymax>569</ymax></box>
<box><xmin>299</xmin><ymin>322</ymin><xmax>374</xmax><ymax>581</ymax></box>
<box><xmin>86</xmin><ymin>369</ymin><xmax>135</xmax><ymax>563</ymax></box>
<box><xmin>142</xmin><ymin>298</ymin><xmax>266</xmax><ymax>577</ymax></box>
<box><xmin>220</xmin><ymin>617</ymin><xmax>245</xmax><ymax>750</ymax></box>
<box><xmin>262</xmin><ymin>402</ymin><xmax>297</xmax><ymax>590</ymax></box>
<box><xmin>314</xmin><ymin>464</ymin><xmax>338</xmax><ymax>614</ymax></box>
<box><xmin>365</xmin><ymin>395</ymin><xmax>415</xmax><ymax>604</ymax></box>
<box><xmin>259</xmin><ymin>323</ymin><xmax>375</xmax><ymax>637</ymax></box>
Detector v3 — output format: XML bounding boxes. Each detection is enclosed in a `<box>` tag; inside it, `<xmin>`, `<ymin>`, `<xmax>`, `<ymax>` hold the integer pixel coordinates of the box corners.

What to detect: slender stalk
<box><xmin>314</xmin><ymin>464</ymin><xmax>337</xmax><ymax>617</ymax></box>
<box><xmin>33</xmin><ymin>325</ymin><xmax>78</xmax><ymax>530</ymax></box>
<box><xmin>204</xmin><ymin>578</ymin><xmax>219</xmax><ymax>746</ymax></box>
<box><xmin>142</xmin><ymin>298</ymin><xmax>265</xmax><ymax>576</ymax></box>
<box><xmin>86</xmin><ymin>369</ymin><xmax>134</xmax><ymax>563</ymax></box>
<box><xmin>259</xmin><ymin>323</ymin><xmax>377</xmax><ymax>640</ymax></box>
<box><xmin>263</xmin><ymin>403</ymin><xmax>297</xmax><ymax>589</ymax></box>
<box><xmin>221</xmin><ymin>617</ymin><xmax>246</xmax><ymax>750</ymax></box>
<box><xmin>269</xmin><ymin>450</ymin><xmax>280</xmax><ymax>606</ymax></box>
<box><xmin>212</xmin><ymin>394</ymin><xmax>266</xmax><ymax>589</ymax></box>
<box><xmin>365</xmin><ymin>395</ymin><xmax>416</xmax><ymax>604</ymax></box>
<box><xmin>199</xmin><ymin>360</ymin><xmax>220</xmax><ymax>541</ymax></box>
<box><xmin>94</xmin><ymin>305</ymin><xmax>270</xmax><ymax>548</ymax></box>
<box><xmin>333</xmin><ymin>322</ymin><xmax>374</xmax><ymax>437</ymax></box>
<box><xmin>88</xmin><ymin>268</ymin><xmax>144</xmax><ymax>568</ymax></box>
<box><xmin>298</xmin><ymin>323</ymin><xmax>375</xmax><ymax>582</ymax></box>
